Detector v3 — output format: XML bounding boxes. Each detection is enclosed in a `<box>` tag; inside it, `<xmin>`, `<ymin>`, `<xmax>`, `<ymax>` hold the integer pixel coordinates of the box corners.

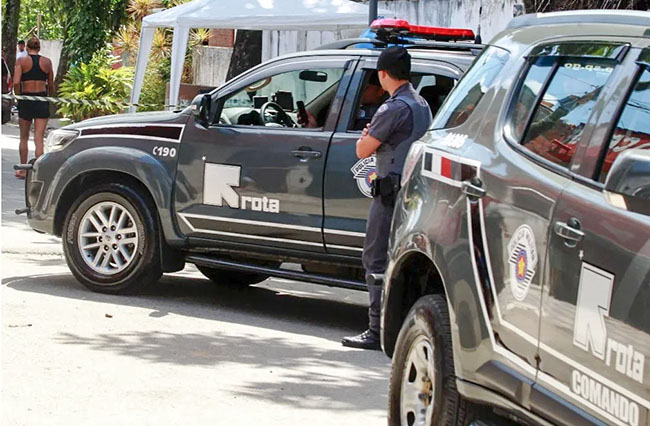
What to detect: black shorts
<box><xmin>18</xmin><ymin>92</ymin><xmax>50</xmax><ymax>120</ymax></box>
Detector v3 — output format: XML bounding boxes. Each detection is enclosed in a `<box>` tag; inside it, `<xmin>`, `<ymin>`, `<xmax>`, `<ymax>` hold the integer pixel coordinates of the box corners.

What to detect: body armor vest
<box><xmin>376</xmin><ymin>92</ymin><xmax>433</xmax><ymax>178</ymax></box>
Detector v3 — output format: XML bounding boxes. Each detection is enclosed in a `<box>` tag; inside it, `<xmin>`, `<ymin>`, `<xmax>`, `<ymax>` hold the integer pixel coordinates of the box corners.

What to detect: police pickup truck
<box><xmin>18</xmin><ymin>20</ymin><xmax>478</xmax><ymax>294</ymax></box>
<box><xmin>381</xmin><ymin>11</ymin><xmax>650</xmax><ymax>426</ymax></box>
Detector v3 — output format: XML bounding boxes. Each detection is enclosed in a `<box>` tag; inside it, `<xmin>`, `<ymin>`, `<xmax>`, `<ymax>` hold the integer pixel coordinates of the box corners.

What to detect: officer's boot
<box><xmin>341</xmin><ymin>275</ymin><xmax>382</xmax><ymax>350</ymax></box>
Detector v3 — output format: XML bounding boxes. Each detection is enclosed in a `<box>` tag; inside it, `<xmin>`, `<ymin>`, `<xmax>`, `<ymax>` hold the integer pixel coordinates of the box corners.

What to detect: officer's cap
<box><xmin>377</xmin><ymin>46</ymin><xmax>411</xmax><ymax>79</ymax></box>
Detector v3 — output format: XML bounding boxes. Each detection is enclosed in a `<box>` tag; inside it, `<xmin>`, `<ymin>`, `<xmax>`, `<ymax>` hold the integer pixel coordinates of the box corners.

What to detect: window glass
<box><xmin>511</xmin><ymin>57</ymin><xmax>554</xmax><ymax>141</ymax></box>
<box><xmin>433</xmin><ymin>46</ymin><xmax>510</xmax><ymax>129</ymax></box>
<box><xmin>348</xmin><ymin>71</ymin><xmax>454</xmax><ymax>131</ymax></box>
<box><xmin>220</xmin><ymin>67</ymin><xmax>344</xmax><ymax>128</ymax></box>
<box><xmin>599</xmin><ymin>67</ymin><xmax>650</xmax><ymax>182</ymax></box>
<box><xmin>522</xmin><ymin>59</ymin><xmax>614</xmax><ymax>168</ymax></box>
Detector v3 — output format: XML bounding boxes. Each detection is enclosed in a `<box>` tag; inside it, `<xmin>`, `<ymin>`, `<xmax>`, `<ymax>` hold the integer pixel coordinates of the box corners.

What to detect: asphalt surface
<box><xmin>1</xmin><ymin>121</ymin><xmax>391</xmax><ymax>425</ymax></box>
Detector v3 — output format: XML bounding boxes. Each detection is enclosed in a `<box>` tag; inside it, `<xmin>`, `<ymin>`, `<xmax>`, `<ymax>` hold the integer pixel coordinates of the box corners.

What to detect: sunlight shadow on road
<box><xmin>53</xmin><ymin>328</ymin><xmax>389</xmax><ymax>411</ymax></box>
<box><xmin>3</xmin><ymin>272</ymin><xmax>370</xmax><ymax>339</ymax></box>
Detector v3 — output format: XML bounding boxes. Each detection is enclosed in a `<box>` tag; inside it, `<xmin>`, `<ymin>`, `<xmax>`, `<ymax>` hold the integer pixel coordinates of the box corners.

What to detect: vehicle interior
<box><xmin>217</xmin><ymin>68</ymin><xmax>344</xmax><ymax>129</ymax></box>
<box><xmin>216</xmin><ymin>66</ymin><xmax>456</xmax><ymax>130</ymax></box>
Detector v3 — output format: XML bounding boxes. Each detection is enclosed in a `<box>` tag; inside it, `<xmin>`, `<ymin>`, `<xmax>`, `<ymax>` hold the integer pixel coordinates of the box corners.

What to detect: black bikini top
<box><xmin>22</xmin><ymin>55</ymin><xmax>48</xmax><ymax>82</ymax></box>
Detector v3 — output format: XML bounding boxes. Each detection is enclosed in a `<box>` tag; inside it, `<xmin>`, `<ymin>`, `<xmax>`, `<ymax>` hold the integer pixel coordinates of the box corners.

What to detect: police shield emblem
<box><xmin>351</xmin><ymin>156</ymin><xmax>376</xmax><ymax>198</ymax></box>
<box><xmin>507</xmin><ymin>224</ymin><xmax>538</xmax><ymax>301</ymax></box>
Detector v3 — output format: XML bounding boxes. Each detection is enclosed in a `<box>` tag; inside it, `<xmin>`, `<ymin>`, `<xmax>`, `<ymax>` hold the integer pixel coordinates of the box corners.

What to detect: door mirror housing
<box><xmin>191</xmin><ymin>94</ymin><xmax>212</xmax><ymax>126</ymax></box>
<box><xmin>604</xmin><ymin>149</ymin><xmax>650</xmax><ymax>216</ymax></box>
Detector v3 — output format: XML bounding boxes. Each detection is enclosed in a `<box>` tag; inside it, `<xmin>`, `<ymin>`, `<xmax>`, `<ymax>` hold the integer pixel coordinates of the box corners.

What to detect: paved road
<box><xmin>1</xmin><ymin>123</ymin><xmax>391</xmax><ymax>426</ymax></box>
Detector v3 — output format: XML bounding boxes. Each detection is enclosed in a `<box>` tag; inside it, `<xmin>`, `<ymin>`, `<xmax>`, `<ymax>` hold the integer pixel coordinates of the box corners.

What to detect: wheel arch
<box><xmin>382</xmin><ymin>248</ymin><xmax>447</xmax><ymax>357</ymax></box>
<box><xmin>52</xmin><ymin>148</ymin><xmax>185</xmax><ymax>272</ymax></box>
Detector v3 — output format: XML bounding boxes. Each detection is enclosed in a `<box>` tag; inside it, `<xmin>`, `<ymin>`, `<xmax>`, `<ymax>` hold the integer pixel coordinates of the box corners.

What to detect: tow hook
<box><xmin>13</xmin><ymin>164</ymin><xmax>33</xmax><ymax>171</ymax></box>
<box><xmin>15</xmin><ymin>208</ymin><xmax>30</xmax><ymax>215</ymax></box>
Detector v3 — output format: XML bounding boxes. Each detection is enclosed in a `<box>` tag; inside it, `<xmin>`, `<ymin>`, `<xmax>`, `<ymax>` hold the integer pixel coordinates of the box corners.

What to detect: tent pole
<box><xmin>369</xmin><ymin>0</ymin><xmax>378</xmax><ymax>25</ymax></box>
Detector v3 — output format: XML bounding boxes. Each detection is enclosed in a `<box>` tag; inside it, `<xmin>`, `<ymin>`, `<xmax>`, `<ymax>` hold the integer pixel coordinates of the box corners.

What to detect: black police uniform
<box><xmin>362</xmin><ymin>82</ymin><xmax>432</xmax><ymax>341</ymax></box>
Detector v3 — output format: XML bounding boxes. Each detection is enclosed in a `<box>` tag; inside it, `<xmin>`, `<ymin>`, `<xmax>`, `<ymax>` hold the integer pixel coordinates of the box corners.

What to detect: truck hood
<box><xmin>64</xmin><ymin>110</ymin><xmax>189</xmax><ymax>130</ymax></box>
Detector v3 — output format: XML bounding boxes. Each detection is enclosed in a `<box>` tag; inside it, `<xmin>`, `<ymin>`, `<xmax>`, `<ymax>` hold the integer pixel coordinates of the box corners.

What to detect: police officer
<box><xmin>342</xmin><ymin>46</ymin><xmax>432</xmax><ymax>350</ymax></box>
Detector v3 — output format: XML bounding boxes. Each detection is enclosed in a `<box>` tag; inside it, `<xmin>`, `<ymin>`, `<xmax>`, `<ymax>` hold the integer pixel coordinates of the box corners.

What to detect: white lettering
<box><xmin>574</xmin><ymin>263</ymin><xmax>645</xmax><ymax>384</ymax></box>
<box><xmin>632</xmin><ymin>352</ymin><xmax>644</xmax><ymax>384</ymax></box>
<box><xmin>574</xmin><ymin>264</ymin><xmax>612</xmax><ymax>360</ymax></box>
<box><xmin>268</xmin><ymin>199</ymin><xmax>280</xmax><ymax>213</ymax></box>
<box><xmin>251</xmin><ymin>198</ymin><xmax>262</xmax><ymax>211</ymax></box>
<box><xmin>241</xmin><ymin>196</ymin><xmax>252</xmax><ymax>210</ymax></box>
<box><xmin>571</xmin><ymin>370</ymin><xmax>639</xmax><ymax>426</ymax></box>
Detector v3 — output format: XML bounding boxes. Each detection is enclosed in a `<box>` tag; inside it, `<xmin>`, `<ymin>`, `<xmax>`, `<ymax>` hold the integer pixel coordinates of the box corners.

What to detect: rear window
<box><xmin>432</xmin><ymin>46</ymin><xmax>510</xmax><ymax>130</ymax></box>
<box><xmin>511</xmin><ymin>57</ymin><xmax>615</xmax><ymax>170</ymax></box>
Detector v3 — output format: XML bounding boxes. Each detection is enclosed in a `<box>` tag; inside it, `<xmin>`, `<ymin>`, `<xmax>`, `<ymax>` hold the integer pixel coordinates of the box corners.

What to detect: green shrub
<box><xmin>58</xmin><ymin>47</ymin><xmax>134</xmax><ymax>122</ymax></box>
<box><xmin>137</xmin><ymin>59</ymin><xmax>167</xmax><ymax>112</ymax></box>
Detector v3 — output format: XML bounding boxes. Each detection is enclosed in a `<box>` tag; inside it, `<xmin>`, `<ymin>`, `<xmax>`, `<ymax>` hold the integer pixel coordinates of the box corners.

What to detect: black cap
<box><xmin>377</xmin><ymin>46</ymin><xmax>411</xmax><ymax>79</ymax></box>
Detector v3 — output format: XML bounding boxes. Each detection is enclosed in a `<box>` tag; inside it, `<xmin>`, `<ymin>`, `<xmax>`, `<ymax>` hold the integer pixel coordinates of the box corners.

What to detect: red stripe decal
<box><xmin>441</xmin><ymin>157</ymin><xmax>452</xmax><ymax>178</ymax></box>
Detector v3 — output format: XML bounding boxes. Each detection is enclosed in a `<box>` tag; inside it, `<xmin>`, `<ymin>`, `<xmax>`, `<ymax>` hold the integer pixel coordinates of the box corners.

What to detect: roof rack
<box><xmin>315</xmin><ymin>37</ymin><xmax>483</xmax><ymax>53</ymax></box>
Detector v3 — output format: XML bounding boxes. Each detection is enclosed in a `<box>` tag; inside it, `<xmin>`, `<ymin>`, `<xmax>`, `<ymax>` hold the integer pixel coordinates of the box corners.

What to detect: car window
<box><xmin>220</xmin><ymin>67</ymin><xmax>344</xmax><ymax>129</ymax></box>
<box><xmin>599</xmin><ymin>67</ymin><xmax>650</xmax><ymax>182</ymax></box>
<box><xmin>348</xmin><ymin>71</ymin><xmax>454</xmax><ymax>132</ymax></box>
<box><xmin>432</xmin><ymin>46</ymin><xmax>509</xmax><ymax>130</ymax></box>
<box><xmin>520</xmin><ymin>58</ymin><xmax>614</xmax><ymax>169</ymax></box>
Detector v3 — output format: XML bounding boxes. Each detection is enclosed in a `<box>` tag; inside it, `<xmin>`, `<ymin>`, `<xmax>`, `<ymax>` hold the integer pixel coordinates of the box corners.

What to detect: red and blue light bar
<box><xmin>369</xmin><ymin>18</ymin><xmax>476</xmax><ymax>42</ymax></box>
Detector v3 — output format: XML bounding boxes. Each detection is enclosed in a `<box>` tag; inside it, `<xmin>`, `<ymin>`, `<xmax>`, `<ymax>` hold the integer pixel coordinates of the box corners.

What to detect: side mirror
<box><xmin>604</xmin><ymin>149</ymin><xmax>650</xmax><ymax>216</ymax></box>
<box><xmin>191</xmin><ymin>94</ymin><xmax>211</xmax><ymax>126</ymax></box>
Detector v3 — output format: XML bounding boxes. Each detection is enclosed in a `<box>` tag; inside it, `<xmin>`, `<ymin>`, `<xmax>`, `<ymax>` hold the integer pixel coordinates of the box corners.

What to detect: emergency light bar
<box><xmin>370</xmin><ymin>18</ymin><xmax>476</xmax><ymax>43</ymax></box>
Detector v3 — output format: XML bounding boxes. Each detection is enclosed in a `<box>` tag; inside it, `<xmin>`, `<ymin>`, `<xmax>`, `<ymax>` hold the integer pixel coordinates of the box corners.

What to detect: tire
<box><xmin>388</xmin><ymin>294</ymin><xmax>470</xmax><ymax>426</ymax></box>
<box><xmin>62</xmin><ymin>183</ymin><xmax>162</xmax><ymax>294</ymax></box>
<box><xmin>197</xmin><ymin>265</ymin><xmax>270</xmax><ymax>286</ymax></box>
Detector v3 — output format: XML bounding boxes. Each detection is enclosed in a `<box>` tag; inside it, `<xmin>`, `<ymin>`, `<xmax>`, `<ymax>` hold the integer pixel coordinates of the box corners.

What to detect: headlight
<box><xmin>45</xmin><ymin>129</ymin><xmax>79</xmax><ymax>153</ymax></box>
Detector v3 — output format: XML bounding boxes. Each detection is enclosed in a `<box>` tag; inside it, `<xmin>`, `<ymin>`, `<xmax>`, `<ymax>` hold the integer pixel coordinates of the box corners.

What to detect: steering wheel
<box><xmin>260</xmin><ymin>101</ymin><xmax>296</xmax><ymax>127</ymax></box>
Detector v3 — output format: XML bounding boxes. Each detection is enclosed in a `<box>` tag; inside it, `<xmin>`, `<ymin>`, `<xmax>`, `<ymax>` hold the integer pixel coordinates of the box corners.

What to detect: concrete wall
<box><xmin>39</xmin><ymin>40</ymin><xmax>63</xmax><ymax>78</ymax></box>
<box><xmin>192</xmin><ymin>45</ymin><xmax>234</xmax><ymax>87</ymax></box>
<box><xmin>378</xmin><ymin>0</ymin><xmax>525</xmax><ymax>44</ymax></box>
<box><xmin>261</xmin><ymin>29</ymin><xmax>363</xmax><ymax>61</ymax></box>
<box><xmin>260</xmin><ymin>0</ymin><xmax>525</xmax><ymax>61</ymax></box>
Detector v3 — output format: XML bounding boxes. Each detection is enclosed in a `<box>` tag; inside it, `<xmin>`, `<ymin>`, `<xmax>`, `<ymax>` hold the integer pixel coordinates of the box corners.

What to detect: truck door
<box><xmin>539</xmin><ymin>47</ymin><xmax>650</xmax><ymax>426</ymax></box>
<box><xmin>322</xmin><ymin>57</ymin><xmax>465</xmax><ymax>255</ymax></box>
<box><xmin>174</xmin><ymin>57</ymin><xmax>355</xmax><ymax>253</ymax></box>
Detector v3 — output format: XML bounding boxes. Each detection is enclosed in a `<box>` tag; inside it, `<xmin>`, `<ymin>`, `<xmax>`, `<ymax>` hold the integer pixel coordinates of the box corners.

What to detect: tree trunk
<box><xmin>2</xmin><ymin>0</ymin><xmax>21</xmax><ymax>73</ymax></box>
<box><xmin>53</xmin><ymin>22</ymin><xmax>71</xmax><ymax>94</ymax></box>
<box><xmin>226</xmin><ymin>30</ymin><xmax>262</xmax><ymax>81</ymax></box>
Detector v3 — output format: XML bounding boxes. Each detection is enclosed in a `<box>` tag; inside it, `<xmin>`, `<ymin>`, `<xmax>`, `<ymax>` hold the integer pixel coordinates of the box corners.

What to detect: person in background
<box><xmin>16</xmin><ymin>40</ymin><xmax>27</xmax><ymax>59</ymax></box>
<box><xmin>13</xmin><ymin>37</ymin><xmax>54</xmax><ymax>179</ymax></box>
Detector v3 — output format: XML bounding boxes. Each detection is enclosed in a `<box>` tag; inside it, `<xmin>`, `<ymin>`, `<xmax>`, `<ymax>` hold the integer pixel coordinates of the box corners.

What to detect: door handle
<box><xmin>291</xmin><ymin>147</ymin><xmax>322</xmax><ymax>161</ymax></box>
<box><xmin>461</xmin><ymin>178</ymin><xmax>485</xmax><ymax>200</ymax></box>
<box><xmin>554</xmin><ymin>219</ymin><xmax>584</xmax><ymax>244</ymax></box>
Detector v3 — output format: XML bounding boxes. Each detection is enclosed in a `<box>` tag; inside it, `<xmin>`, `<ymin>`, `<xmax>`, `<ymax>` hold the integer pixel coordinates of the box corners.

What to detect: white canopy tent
<box><xmin>131</xmin><ymin>0</ymin><xmax>394</xmax><ymax>109</ymax></box>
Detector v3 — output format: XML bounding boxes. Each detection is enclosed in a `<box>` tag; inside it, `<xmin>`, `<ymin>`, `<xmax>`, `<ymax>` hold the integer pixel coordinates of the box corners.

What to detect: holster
<box><xmin>371</xmin><ymin>173</ymin><xmax>401</xmax><ymax>206</ymax></box>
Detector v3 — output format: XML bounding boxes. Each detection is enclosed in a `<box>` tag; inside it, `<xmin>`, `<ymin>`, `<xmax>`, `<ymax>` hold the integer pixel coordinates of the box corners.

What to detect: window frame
<box><xmin>347</xmin><ymin>58</ymin><xmax>465</xmax><ymax>134</ymax></box>
<box><xmin>595</xmin><ymin>54</ymin><xmax>650</xmax><ymax>183</ymax></box>
<box><xmin>503</xmin><ymin>41</ymin><xmax>629</xmax><ymax>181</ymax></box>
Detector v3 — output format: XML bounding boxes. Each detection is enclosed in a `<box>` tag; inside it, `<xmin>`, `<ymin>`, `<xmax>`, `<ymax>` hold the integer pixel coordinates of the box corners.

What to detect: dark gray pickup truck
<box><xmin>19</xmin><ymin>28</ymin><xmax>476</xmax><ymax>294</ymax></box>
<box><xmin>381</xmin><ymin>11</ymin><xmax>650</xmax><ymax>426</ymax></box>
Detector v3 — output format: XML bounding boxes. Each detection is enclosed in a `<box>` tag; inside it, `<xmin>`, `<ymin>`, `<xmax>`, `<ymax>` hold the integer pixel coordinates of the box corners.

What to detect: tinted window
<box><xmin>599</xmin><ymin>67</ymin><xmax>650</xmax><ymax>182</ymax></box>
<box><xmin>521</xmin><ymin>59</ymin><xmax>614</xmax><ymax>169</ymax></box>
<box><xmin>433</xmin><ymin>46</ymin><xmax>509</xmax><ymax>129</ymax></box>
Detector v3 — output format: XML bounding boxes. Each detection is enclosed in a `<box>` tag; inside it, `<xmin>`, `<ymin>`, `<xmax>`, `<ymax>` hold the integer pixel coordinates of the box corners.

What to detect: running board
<box><xmin>186</xmin><ymin>254</ymin><xmax>367</xmax><ymax>292</ymax></box>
